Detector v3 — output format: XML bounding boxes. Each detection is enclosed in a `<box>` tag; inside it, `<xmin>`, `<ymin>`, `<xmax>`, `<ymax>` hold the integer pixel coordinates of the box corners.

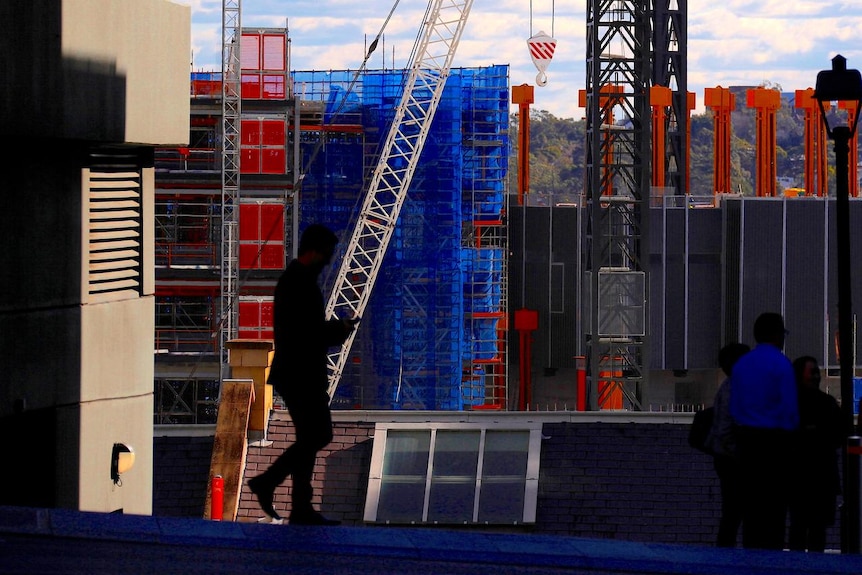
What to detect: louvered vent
<box><xmin>86</xmin><ymin>149</ymin><xmax>144</xmax><ymax>300</ymax></box>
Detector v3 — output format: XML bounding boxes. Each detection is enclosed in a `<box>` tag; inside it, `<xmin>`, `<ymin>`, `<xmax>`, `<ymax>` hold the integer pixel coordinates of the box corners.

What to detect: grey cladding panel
<box><xmin>784</xmin><ymin>200</ymin><xmax>827</xmax><ymax>362</ymax></box>
<box><xmin>740</xmin><ymin>200</ymin><xmax>785</xmax><ymax>334</ymax></box>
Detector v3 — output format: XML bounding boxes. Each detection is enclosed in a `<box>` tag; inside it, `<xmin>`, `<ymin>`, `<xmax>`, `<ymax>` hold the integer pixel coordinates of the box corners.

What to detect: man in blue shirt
<box><xmin>730</xmin><ymin>312</ymin><xmax>799</xmax><ymax>550</ymax></box>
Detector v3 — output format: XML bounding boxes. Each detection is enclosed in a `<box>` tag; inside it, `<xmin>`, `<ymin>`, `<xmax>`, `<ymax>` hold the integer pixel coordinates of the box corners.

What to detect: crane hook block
<box><xmin>527</xmin><ymin>31</ymin><xmax>557</xmax><ymax>87</ymax></box>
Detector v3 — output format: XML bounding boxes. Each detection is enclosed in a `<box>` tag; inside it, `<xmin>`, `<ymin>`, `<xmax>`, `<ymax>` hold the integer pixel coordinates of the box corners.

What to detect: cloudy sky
<box><xmin>180</xmin><ymin>0</ymin><xmax>862</xmax><ymax>118</ymax></box>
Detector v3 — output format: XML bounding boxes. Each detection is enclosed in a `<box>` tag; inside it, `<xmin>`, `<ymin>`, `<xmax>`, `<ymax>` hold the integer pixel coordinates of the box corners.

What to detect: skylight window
<box><xmin>364</xmin><ymin>422</ymin><xmax>542</xmax><ymax>525</ymax></box>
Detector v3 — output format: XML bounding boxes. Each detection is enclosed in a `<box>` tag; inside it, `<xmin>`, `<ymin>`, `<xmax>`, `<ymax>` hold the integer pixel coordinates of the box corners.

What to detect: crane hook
<box><xmin>527</xmin><ymin>31</ymin><xmax>556</xmax><ymax>87</ymax></box>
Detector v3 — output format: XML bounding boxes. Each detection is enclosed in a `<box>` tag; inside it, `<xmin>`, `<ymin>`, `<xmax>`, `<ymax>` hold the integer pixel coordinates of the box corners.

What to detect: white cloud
<box><xmin>183</xmin><ymin>0</ymin><xmax>862</xmax><ymax>117</ymax></box>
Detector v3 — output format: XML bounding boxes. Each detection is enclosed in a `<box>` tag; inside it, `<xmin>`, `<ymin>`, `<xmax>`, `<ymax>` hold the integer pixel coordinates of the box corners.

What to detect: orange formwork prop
<box><xmin>704</xmin><ymin>87</ymin><xmax>735</xmax><ymax>195</ymax></box>
<box><xmin>580</xmin><ymin>85</ymin><xmax>625</xmax><ymax>196</ymax></box>
<box><xmin>747</xmin><ymin>87</ymin><xmax>781</xmax><ymax>197</ymax></box>
<box><xmin>650</xmin><ymin>86</ymin><xmax>672</xmax><ymax>188</ymax></box>
<box><xmin>795</xmin><ymin>88</ymin><xmax>829</xmax><ymax>197</ymax></box>
<box><xmin>839</xmin><ymin>100</ymin><xmax>860</xmax><ymax>197</ymax></box>
<box><xmin>512</xmin><ymin>84</ymin><xmax>534</xmax><ymax>206</ymax></box>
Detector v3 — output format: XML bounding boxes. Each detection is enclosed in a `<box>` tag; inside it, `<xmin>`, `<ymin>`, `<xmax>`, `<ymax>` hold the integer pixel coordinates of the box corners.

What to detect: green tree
<box><xmin>508</xmin><ymin>85</ymin><xmax>835</xmax><ymax>203</ymax></box>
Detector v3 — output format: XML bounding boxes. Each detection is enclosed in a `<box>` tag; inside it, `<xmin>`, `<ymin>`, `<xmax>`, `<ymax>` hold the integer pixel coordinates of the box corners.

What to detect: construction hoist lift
<box><xmin>324</xmin><ymin>0</ymin><xmax>474</xmax><ymax>399</ymax></box>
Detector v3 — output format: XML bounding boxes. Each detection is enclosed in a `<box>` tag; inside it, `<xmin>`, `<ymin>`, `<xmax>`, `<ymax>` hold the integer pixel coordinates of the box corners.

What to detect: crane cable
<box><xmin>529</xmin><ymin>0</ymin><xmax>555</xmax><ymax>37</ymax></box>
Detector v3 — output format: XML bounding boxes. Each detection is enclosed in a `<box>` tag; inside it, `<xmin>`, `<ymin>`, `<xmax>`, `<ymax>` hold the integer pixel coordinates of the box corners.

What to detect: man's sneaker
<box><xmin>248</xmin><ymin>476</ymin><xmax>282</xmax><ymax>520</ymax></box>
<box><xmin>289</xmin><ymin>510</ymin><xmax>341</xmax><ymax>526</ymax></box>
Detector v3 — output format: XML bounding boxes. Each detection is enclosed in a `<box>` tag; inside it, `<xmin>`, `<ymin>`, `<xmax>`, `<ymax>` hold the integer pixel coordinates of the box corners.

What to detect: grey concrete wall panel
<box><xmin>660</xmin><ymin>208</ymin><xmax>687</xmax><ymax>368</ymax></box>
<box><xmin>1</xmin><ymin>142</ymin><xmax>85</xmax><ymax>311</ymax></box>
<box><xmin>686</xmin><ymin>209</ymin><xmax>723</xmax><ymax>368</ymax></box>
<box><xmin>784</xmin><ymin>199</ymin><xmax>828</xmax><ymax>364</ymax></box>
<box><xmin>824</xmin><ymin>198</ymin><xmax>862</xmax><ymax>369</ymax></box>
<box><xmin>511</xmin><ymin>207</ymin><xmax>582</xmax><ymax>371</ymax></box>
<box><xmin>0</xmin><ymin>0</ymin><xmax>190</xmax><ymax>144</ymax></box>
<box><xmin>650</xmin><ymin>207</ymin><xmax>723</xmax><ymax>370</ymax></box>
<box><xmin>0</xmin><ymin>0</ymin><xmax>184</xmax><ymax>514</ymax></box>
<box><xmin>740</xmin><ymin>200</ymin><xmax>786</xmax><ymax>341</ymax></box>
<box><xmin>511</xmin><ymin>208</ymin><xmax>551</xmax><ymax>362</ymax></box>
<box><xmin>648</xmin><ymin>250</ymin><xmax>665</xmax><ymax>368</ymax></box>
<box><xmin>721</xmin><ymin>199</ymin><xmax>743</xmax><ymax>343</ymax></box>
<box><xmin>548</xmin><ymin>209</ymin><xmax>581</xmax><ymax>368</ymax></box>
<box><xmin>847</xmin><ymin>199</ymin><xmax>862</xmax><ymax>369</ymax></box>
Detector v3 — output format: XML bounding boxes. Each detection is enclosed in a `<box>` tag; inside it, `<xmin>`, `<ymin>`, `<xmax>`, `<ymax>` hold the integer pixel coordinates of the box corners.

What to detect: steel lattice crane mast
<box><xmin>220</xmin><ymin>0</ymin><xmax>241</xmax><ymax>381</ymax></box>
<box><xmin>583</xmin><ymin>0</ymin><xmax>652</xmax><ymax>410</ymax></box>
<box><xmin>324</xmin><ymin>0</ymin><xmax>474</xmax><ymax>399</ymax></box>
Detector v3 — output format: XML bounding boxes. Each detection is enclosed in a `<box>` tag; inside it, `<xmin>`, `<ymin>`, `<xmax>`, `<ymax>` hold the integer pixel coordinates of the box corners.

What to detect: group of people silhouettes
<box><xmin>249</xmin><ymin>225</ymin><xmax>848</xmax><ymax>544</ymax></box>
<box><xmin>705</xmin><ymin>312</ymin><xmax>847</xmax><ymax>551</ymax></box>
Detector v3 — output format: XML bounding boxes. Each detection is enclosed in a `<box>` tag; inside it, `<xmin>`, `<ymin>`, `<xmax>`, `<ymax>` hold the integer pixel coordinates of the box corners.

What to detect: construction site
<box><xmin>154</xmin><ymin>24</ymin><xmax>509</xmax><ymax>418</ymax></box>
<box><xmin>9</xmin><ymin>0</ymin><xmax>862</xmax><ymax>548</ymax></box>
<box><xmin>153</xmin><ymin>2</ymin><xmax>862</xmax><ymax>423</ymax></box>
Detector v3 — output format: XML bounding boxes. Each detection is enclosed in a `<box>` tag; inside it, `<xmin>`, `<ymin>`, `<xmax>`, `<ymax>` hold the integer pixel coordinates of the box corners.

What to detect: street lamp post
<box><xmin>815</xmin><ymin>54</ymin><xmax>862</xmax><ymax>554</ymax></box>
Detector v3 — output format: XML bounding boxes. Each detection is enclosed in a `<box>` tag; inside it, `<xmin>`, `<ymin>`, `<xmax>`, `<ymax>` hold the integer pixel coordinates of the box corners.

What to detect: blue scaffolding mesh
<box><xmin>292</xmin><ymin>65</ymin><xmax>509</xmax><ymax>410</ymax></box>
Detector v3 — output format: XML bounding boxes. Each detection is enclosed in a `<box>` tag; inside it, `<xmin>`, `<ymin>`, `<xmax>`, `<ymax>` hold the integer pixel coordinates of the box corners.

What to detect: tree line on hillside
<box><xmin>509</xmin><ymin>85</ymin><xmax>856</xmax><ymax>206</ymax></box>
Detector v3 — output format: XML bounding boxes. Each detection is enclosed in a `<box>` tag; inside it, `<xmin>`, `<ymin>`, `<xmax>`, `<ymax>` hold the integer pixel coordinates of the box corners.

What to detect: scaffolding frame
<box><xmin>219</xmin><ymin>0</ymin><xmax>241</xmax><ymax>380</ymax></box>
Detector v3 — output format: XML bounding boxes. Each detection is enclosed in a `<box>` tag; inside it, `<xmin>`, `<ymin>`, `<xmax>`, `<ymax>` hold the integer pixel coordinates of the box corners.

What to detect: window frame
<box><xmin>363</xmin><ymin>421</ymin><xmax>542</xmax><ymax>525</ymax></box>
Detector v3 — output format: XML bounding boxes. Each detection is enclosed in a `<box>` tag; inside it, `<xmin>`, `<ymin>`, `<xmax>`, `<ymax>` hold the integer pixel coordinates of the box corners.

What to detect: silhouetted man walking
<box><xmin>248</xmin><ymin>224</ymin><xmax>356</xmax><ymax>525</ymax></box>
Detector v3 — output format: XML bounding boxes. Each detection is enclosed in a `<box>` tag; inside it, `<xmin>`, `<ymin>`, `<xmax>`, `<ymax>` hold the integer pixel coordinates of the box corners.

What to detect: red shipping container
<box><xmin>239</xmin><ymin>203</ymin><xmax>285</xmax><ymax>270</ymax></box>
<box><xmin>241</xmin><ymin>74</ymin><xmax>262</xmax><ymax>99</ymax></box>
<box><xmin>261</xmin><ymin>148</ymin><xmax>285</xmax><ymax>174</ymax></box>
<box><xmin>239</xmin><ymin>203</ymin><xmax>259</xmax><ymax>241</ymax></box>
<box><xmin>240</xmin><ymin>32</ymin><xmax>287</xmax><ymax>100</ymax></box>
<box><xmin>240</xmin><ymin>148</ymin><xmax>260</xmax><ymax>174</ymax></box>
<box><xmin>239</xmin><ymin>299</ymin><xmax>275</xmax><ymax>340</ymax></box>
<box><xmin>240</xmin><ymin>119</ymin><xmax>285</xmax><ymax>174</ymax></box>
<box><xmin>262</xmin><ymin>75</ymin><xmax>286</xmax><ymax>99</ymax></box>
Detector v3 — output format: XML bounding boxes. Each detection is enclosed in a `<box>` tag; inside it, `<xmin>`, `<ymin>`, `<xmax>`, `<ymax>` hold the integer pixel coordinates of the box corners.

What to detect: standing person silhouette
<box><xmin>729</xmin><ymin>312</ymin><xmax>799</xmax><ymax>550</ymax></box>
<box><xmin>788</xmin><ymin>356</ymin><xmax>844</xmax><ymax>552</ymax></box>
<box><xmin>248</xmin><ymin>224</ymin><xmax>357</xmax><ymax>525</ymax></box>
<box><xmin>704</xmin><ymin>342</ymin><xmax>750</xmax><ymax>547</ymax></box>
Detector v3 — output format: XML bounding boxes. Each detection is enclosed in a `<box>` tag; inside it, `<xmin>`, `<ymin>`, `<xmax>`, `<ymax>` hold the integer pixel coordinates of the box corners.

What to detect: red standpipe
<box><xmin>514</xmin><ymin>309</ymin><xmax>538</xmax><ymax>410</ymax></box>
<box><xmin>211</xmin><ymin>475</ymin><xmax>224</xmax><ymax>521</ymax></box>
<box><xmin>575</xmin><ymin>356</ymin><xmax>587</xmax><ymax>411</ymax></box>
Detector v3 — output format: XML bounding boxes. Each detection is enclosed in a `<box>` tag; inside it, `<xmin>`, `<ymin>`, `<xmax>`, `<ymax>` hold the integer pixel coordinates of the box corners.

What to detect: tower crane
<box><xmin>324</xmin><ymin>0</ymin><xmax>474</xmax><ymax>399</ymax></box>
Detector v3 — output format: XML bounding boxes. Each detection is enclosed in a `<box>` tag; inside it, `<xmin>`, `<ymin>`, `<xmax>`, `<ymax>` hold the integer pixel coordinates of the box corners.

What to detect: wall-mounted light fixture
<box><xmin>111</xmin><ymin>443</ymin><xmax>135</xmax><ymax>485</ymax></box>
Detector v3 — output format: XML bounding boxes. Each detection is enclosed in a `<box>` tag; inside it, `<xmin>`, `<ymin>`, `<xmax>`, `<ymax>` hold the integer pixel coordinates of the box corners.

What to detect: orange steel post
<box><xmin>747</xmin><ymin>87</ymin><xmax>781</xmax><ymax>197</ymax></box>
<box><xmin>650</xmin><ymin>86</ymin><xmax>672</xmax><ymax>188</ymax></box>
<box><xmin>818</xmin><ymin>104</ymin><xmax>830</xmax><ymax>197</ymax></box>
<box><xmin>512</xmin><ymin>84</ymin><xmax>535</xmax><ymax>206</ymax></box>
<box><xmin>839</xmin><ymin>100</ymin><xmax>860</xmax><ymax>197</ymax></box>
<box><xmin>580</xmin><ymin>85</ymin><xmax>624</xmax><ymax>196</ymax></box>
<box><xmin>686</xmin><ymin>91</ymin><xmax>697</xmax><ymax>194</ymax></box>
<box><xmin>795</xmin><ymin>88</ymin><xmax>825</xmax><ymax>196</ymax></box>
<box><xmin>704</xmin><ymin>87</ymin><xmax>735</xmax><ymax>195</ymax></box>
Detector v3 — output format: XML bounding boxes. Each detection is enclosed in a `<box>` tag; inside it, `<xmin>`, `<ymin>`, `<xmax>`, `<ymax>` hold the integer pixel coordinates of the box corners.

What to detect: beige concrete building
<box><xmin>0</xmin><ymin>0</ymin><xmax>189</xmax><ymax>514</ymax></box>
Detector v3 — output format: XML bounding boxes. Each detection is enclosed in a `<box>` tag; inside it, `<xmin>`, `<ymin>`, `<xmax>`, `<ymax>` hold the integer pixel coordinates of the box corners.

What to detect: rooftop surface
<box><xmin>2</xmin><ymin>506</ymin><xmax>862</xmax><ymax>574</ymax></box>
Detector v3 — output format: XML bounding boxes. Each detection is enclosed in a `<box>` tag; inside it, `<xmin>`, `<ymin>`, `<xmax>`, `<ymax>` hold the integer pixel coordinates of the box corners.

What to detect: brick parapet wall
<box><xmin>236</xmin><ymin>418</ymin><xmax>376</xmax><ymax>524</ymax></box>
<box><xmin>155</xmin><ymin>414</ymin><xmax>841</xmax><ymax>549</ymax></box>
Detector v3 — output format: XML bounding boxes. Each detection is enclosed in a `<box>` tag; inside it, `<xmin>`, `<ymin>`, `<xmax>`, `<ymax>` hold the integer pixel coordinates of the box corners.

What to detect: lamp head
<box><xmin>814</xmin><ymin>55</ymin><xmax>862</xmax><ymax>103</ymax></box>
<box><xmin>111</xmin><ymin>443</ymin><xmax>135</xmax><ymax>485</ymax></box>
<box><xmin>814</xmin><ymin>55</ymin><xmax>862</xmax><ymax>137</ymax></box>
